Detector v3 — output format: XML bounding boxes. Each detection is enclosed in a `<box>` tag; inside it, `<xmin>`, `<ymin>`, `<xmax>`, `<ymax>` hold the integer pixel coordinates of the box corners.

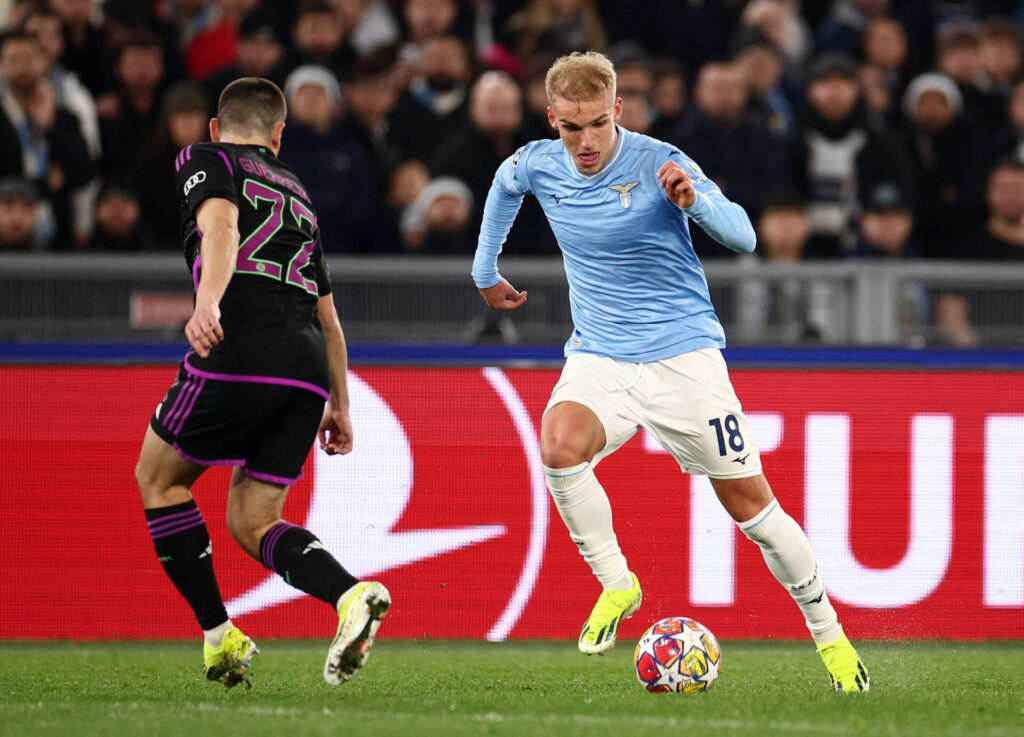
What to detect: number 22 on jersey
<box><xmin>235</xmin><ymin>179</ymin><xmax>318</xmax><ymax>296</ymax></box>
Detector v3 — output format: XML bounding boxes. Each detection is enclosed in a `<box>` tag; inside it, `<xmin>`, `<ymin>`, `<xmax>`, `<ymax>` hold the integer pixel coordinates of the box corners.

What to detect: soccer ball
<box><xmin>634</xmin><ymin>617</ymin><xmax>722</xmax><ymax>693</ymax></box>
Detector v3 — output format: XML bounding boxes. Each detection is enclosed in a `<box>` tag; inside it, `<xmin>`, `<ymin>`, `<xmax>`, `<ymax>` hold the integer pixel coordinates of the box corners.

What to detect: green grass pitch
<box><xmin>2</xmin><ymin>641</ymin><xmax>1022</xmax><ymax>737</ymax></box>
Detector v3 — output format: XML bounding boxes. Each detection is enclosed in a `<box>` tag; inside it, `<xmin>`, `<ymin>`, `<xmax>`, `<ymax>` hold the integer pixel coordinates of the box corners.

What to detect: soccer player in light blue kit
<box><xmin>472</xmin><ymin>51</ymin><xmax>868</xmax><ymax>691</ymax></box>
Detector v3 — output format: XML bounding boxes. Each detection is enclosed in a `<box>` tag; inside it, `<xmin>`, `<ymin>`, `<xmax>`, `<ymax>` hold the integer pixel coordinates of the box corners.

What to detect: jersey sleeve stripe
<box><xmin>185</xmin><ymin>144</ymin><xmax>192</xmax><ymax>161</ymax></box>
<box><xmin>217</xmin><ymin>149</ymin><xmax>234</xmax><ymax>176</ymax></box>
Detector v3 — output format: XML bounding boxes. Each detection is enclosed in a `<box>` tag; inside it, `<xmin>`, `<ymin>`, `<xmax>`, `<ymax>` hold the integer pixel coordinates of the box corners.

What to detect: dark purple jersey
<box><xmin>175</xmin><ymin>141</ymin><xmax>332</xmax><ymax>393</ymax></box>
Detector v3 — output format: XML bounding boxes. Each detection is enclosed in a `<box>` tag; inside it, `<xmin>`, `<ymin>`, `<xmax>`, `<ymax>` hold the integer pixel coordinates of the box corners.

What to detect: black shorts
<box><xmin>150</xmin><ymin>362</ymin><xmax>327</xmax><ymax>485</ymax></box>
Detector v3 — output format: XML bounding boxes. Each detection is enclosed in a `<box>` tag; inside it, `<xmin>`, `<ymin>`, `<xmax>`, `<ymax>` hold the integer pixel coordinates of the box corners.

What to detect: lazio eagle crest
<box><xmin>609</xmin><ymin>181</ymin><xmax>640</xmax><ymax>208</ymax></box>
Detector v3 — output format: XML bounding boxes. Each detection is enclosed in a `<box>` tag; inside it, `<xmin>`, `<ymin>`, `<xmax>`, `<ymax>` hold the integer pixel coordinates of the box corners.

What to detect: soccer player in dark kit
<box><xmin>134</xmin><ymin>77</ymin><xmax>389</xmax><ymax>689</ymax></box>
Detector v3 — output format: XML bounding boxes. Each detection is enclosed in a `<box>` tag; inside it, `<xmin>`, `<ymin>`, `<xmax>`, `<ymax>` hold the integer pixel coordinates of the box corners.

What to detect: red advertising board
<box><xmin>1</xmin><ymin>365</ymin><xmax>1022</xmax><ymax>641</ymax></box>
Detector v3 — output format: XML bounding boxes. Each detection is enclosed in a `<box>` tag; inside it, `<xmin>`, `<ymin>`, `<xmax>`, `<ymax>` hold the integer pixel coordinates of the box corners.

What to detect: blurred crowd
<box><xmin>0</xmin><ymin>0</ymin><xmax>1023</xmax><ymax>281</ymax></box>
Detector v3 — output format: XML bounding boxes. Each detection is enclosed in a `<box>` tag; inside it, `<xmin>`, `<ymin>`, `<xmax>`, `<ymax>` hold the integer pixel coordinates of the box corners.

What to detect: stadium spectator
<box><xmin>935</xmin><ymin>23</ymin><xmax>1003</xmax><ymax>130</ymax></box>
<box><xmin>22</xmin><ymin>4</ymin><xmax>101</xmax><ymax>248</ymax></box>
<box><xmin>614</xmin><ymin>55</ymin><xmax>654</xmax><ymax>136</ymax></box>
<box><xmin>429</xmin><ymin>70</ymin><xmax>522</xmax><ymax>215</ymax></box>
<box><xmin>670</xmin><ymin>60</ymin><xmax>788</xmax><ymax>257</ymax></box>
<box><xmin>814</xmin><ymin>0</ymin><xmax>891</xmax><ymax>57</ymax></box>
<box><xmin>282</xmin><ymin>0</ymin><xmax>355</xmax><ymax>82</ymax></box>
<box><xmin>430</xmin><ymin>70</ymin><xmax>554</xmax><ymax>255</ymax></box>
<box><xmin>978</xmin><ymin>17</ymin><xmax>1022</xmax><ymax>95</ymax></box>
<box><xmin>929</xmin><ymin>150</ymin><xmax>1024</xmax><ymax>342</ymax></box>
<box><xmin>789</xmin><ymin>51</ymin><xmax>915</xmax><ymax>258</ymax></box>
<box><xmin>396</xmin><ymin>0</ymin><xmax>460</xmax><ymax>86</ymax></box>
<box><xmin>951</xmin><ymin>17</ymin><xmax>1023</xmax><ymax>131</ymax></box>
<box><xmin>861</xmin><ymin>15</ymin><xmax>912</xmax><ymax>90</ymax></box>
<box><xmin>900</xmin><ymin>72</ymin><xmax>978</xmax><ymax>259</ymax></box>
<box><xmin>970</xmin><ymin>157</ymin><xmax>1024</xmax><ymax>260</ymax></box>
<box><xmin>402</xmin><ymin>0</ymin><xmax>460</xmax><ymax>47</ymax></box>
<box><xmin>335</xmin><ymin>0</ymin><xmax>401</xmax><ymax>58</ymax></box>
<box><xmin>852</xmin><ymin>180</ymin><xmax>930</xmax><ymax>341</ymax></box>
<box><xmin>282</xmin><ymin>65</ymin><xmax>379</xmax><ymax>252</ymax></box>
<box><xmin>388</xmin><ymin>35</ymin><xmax>473</xmax><ymax>162</ymax></box>
<box><xmin>387</xmin><ymin>157</ymin><xmax>430</xmax><ymax>215</ymax></box>
<box><xmin>6</xmin><ymin>0</ymin><xmax>37</xmax><ymax>28</ymax></box>
<box><xmin>0</xmin><ymin>176</ymin><xmax>40</xmax><ymax>250</ymax></box>
<box><xmin>520</xmin><ymin>52</ymin><xmax>559</xmax><ymax>141</ymax></box>
<box><xmin>0</xmin><ymin>0</ymin><xmax>1019</xmax><ymax>267</ymax></box>
<box><xmin>597</xmin><ymin>0</ymin><xmax>745</xmax><ymax>78</ymax></box>
<box><xmin>159</xmin><ymin>0</ymin><xmax>238</xmax><ymax>81</ymax></box>
<box><xmin>399</xmin><ymin>175</ymin><xmax>474</xmax><ymax>253</ymax></box>
<box><xmin>343</xmin><ymin>48</ymin><xmax>404</xmax><ymax>180</ymax></box>
<box><xmin>0</xmin><ymin>30</ymin><xmax>95</xmax><ymax>249</ymax></box>
<box><xmin>50</xmin><ymin>0</ymin><xmax>111</xmax><ymax>97</ymax></box>
<box><xmin>504</xmin><ymin>0</ymin><xmax>608</xmax><ymax>62</ymax></box>
<box><xmin>98</xmin><ymin>29</ymin><xmax>167</xmax><ymax>180</ymax></box>
<box><xmin>738</xmin><ymin>0</ymin><xmax>812</xmax><ymax>68</ymax></box>
<box><xmin>858</xmin><ymin>61</ymin><xmax>899</xmax><ymax>125</ymax></box>
<box><xmin>22</xmin><ymin>4</ymin><xmax>100</xmax><ymax>159</ymax></box>
<box><xmin>648</xmin><ymin>56</ymin><xmax>687</xmax><ymax>140</ymax></box>
<box><xmin>735</xmin><ymin>193</ymin><xmax>835</xmax><ymax>343</ymax></box>
<box><xmin>136</xmin><ymin>81</ymin><xmax>210</xmax><ymax>248</ymax></box>
<box><xmin>757</xmin><ymin>192</ymin><xmax>813</xmax><ymax>264</ymax></box>
<box><xmin>732</xmin><ymin>30</ymin><xmax>797</xmax><ymax>139</ymax></box>
<box><xmin>854</xmin><ymin>179</ymin><xmax>917</xmax><ymax>258</ymax></box>
<box><xmin>985</xmin><ymin>76</ymin><xmax>1024</xmax><ymax>169</ymax></box>
<box><xmin>465</xmin><ymin>0</ymin><xmax>522</xmax><ymax>78</ymax></box>
<box><xmin>88</xmin><ymin>181</ymin><xmax>154</xmax><ymax>251</ymax></box>
<box><xmin>201</xmin><ymin>8</ymin><xmax>288</xmax><ymax>112</ymax></box>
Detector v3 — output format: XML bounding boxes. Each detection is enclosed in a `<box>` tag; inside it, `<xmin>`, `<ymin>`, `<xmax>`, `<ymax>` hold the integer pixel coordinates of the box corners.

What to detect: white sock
<box><xmin>545</xmin><ymin>463</ymin><xmax>632</xmax><ymax>590</ymax></box>
<box><xmin>203</xmin><ymin>619</ymin><xmax>233</xmax><ymax>648</ymax></box>
<box><xmin>738</xmin><ymin>500</ymin><xmax>843</xmax><ymax>644</ymax></box>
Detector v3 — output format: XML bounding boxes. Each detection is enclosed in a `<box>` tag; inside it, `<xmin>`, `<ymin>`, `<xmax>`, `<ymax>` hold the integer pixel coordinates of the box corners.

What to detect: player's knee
<box><xmin>540</xmin><ymin>434</ymin><xmax>594</xmax><ymax>468</ymax></box>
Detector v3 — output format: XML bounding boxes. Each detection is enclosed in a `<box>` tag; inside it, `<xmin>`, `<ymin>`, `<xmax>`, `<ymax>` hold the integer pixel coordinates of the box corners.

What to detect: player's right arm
<box><xmin>472</xmin><ymin>145</ymin><xmax>533</xmax><ymax>310</ymax></box>
<box><xmin>186</xmin><ymin>197</ymin><xmax>240</xmax><ymax>357</ymax></box>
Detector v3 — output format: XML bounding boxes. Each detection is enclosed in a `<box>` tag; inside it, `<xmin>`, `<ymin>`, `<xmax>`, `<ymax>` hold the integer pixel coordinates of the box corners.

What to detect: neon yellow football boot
<box><xmin>323</xmin><ymin>581</ymin><xmax>391</xmax><ymax>686</ymax></box>
<box><xmin>817</xmin><ymin>631</ymin><xmax>870</xmax><ymax>692</ymax></box>
<box><xmin>578</xmin><ymin>572</ymin><xmax>642</xmax><ymax>655</ymax></box>
<box><xmin>203</xmin><ymin>627</ymin><xmax>259</xmax><ymax>689</ymax></box>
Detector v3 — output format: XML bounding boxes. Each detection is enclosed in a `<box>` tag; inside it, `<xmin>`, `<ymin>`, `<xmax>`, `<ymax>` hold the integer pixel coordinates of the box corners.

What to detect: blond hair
<box><xmin>545</xmin><ymin>51</ymin><xmax>617</xmax><ymax>106</ymax></box>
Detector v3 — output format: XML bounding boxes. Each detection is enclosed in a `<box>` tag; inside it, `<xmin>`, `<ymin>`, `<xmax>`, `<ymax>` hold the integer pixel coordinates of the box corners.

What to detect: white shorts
<box><xmin>544</xmin><ymin>349</ymin><xmax>762</xmax><ymax>479</ymax></box>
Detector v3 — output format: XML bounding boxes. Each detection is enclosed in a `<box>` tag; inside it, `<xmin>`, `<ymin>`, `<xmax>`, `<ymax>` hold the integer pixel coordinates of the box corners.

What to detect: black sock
<box><xmin>145</xmin><ymin>500</ymin><xmax>228</xmax><ymax>631</ymax></box>
<box><xmin>259</xmin><ymin>522</ymin><xmax>358</xmax><ymax>607</ymax></box>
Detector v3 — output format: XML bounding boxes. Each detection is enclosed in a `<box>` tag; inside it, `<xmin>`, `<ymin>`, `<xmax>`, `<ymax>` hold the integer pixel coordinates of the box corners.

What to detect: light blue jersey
<box><xmin>472</xmin><ymin>125</ymin><xmax>756</xmax><ymax>362</ymax></box>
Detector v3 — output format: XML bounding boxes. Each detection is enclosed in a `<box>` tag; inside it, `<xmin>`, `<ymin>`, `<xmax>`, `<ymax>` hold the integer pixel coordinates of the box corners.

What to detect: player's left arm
<box><xmin>311</xmin><ymin>240</ymin><xmax>352</xmax><ymax>455</ymax></box>
<box><xmin>186</xmin><ymin>197</ymin><xmax>240</xmax><ymax>357</ymax></box>
<box><xmin>657</xmin><ymin>153</ymin><xmax>756</xmax><ymax>254</ymax></box>
<box><xmin>316</xmin><ymin>292</ymin><xmax>353</xmax><ymax>455</ymax></box>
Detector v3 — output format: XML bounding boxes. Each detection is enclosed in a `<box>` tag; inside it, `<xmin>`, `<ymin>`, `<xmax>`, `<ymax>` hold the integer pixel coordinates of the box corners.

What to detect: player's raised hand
<box><xmin>318</xmin><ymin>405</ymin><xmax>353</xmax><ymax>455</ymax></box>
<box><xmin>478</xmin><ymin>277</ymin><xmax>528</xmax><ymax>310</ymax></box>
<box><xmin>184</xmin><ymin>301</ymin><xmax>223</xmax><ymax>358</ymax></box>
<box><xmin>657</xmin><ymin>160</ymin><xmax>696</xmax><ymax>209</ymax></box>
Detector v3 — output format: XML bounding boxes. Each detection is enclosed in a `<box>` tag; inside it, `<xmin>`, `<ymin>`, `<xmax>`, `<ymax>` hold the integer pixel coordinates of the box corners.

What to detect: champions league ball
<box><xmin>634</xmin><ymin>617</ymin><xmax>722</xmax><ymax>693</ymax></box>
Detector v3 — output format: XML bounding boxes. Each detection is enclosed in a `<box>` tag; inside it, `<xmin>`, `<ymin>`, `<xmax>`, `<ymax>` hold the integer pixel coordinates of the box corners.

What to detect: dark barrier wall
<box><xmin>1</xmin><ymin>358</ymin><xmax>1023</xmax><ymax>640</ymax></box>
